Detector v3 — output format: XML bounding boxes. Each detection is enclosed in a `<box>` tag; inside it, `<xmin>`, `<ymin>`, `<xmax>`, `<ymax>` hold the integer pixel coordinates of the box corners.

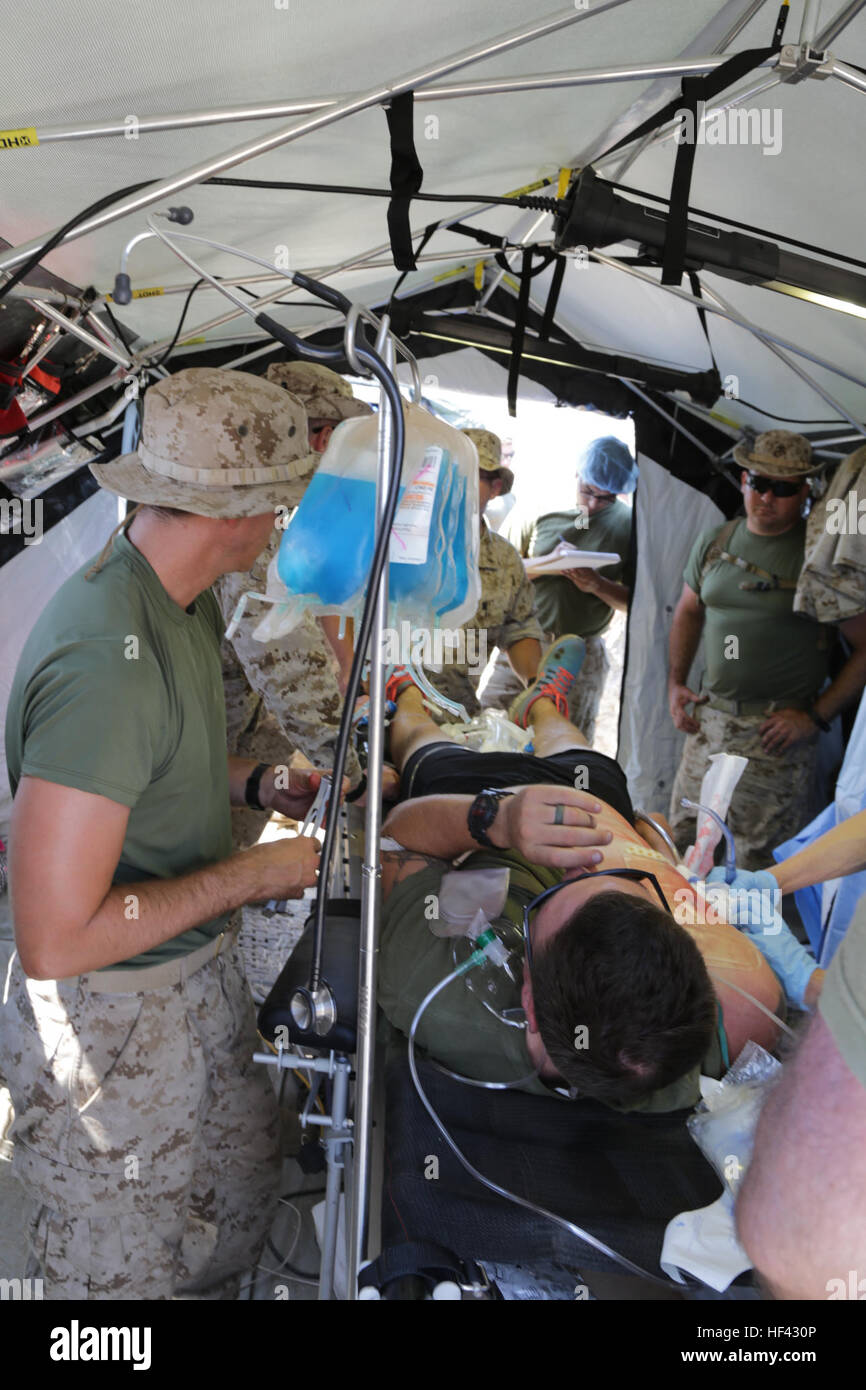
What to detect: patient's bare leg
<box><xmin>528</xmin><ymin>697</ymin><xmax>591</xmax><ymax>758</ymax></box>
<box><xmin>389</xmin><ymin>686</ymin><xmax>456</xmax><ymax>771</ymax></box>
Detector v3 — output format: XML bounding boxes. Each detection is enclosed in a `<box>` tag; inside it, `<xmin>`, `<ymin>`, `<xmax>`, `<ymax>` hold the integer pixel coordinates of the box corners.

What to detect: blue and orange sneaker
<box><xmin>508</xmin><ymin>635</ymin><xmax>586</xmax><ymax>728</ymax></box>
<box><xmin>384</xmin><ymin>665</ymin><xmax>421</xmax><ymax>705</ymax></box>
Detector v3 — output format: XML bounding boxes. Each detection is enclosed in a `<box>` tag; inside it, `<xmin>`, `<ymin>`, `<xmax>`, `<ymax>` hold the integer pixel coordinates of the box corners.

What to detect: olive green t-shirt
<box><xmin>5</xmin><ymin>531</ymin><xmax>233</xmax><ymax>971</ymax></box>
<box><xmin>378</xmin><ymin>848</ymin><xmax>720</xmax><ymax>1113</ymax></box>
<box><xmin>684</xmin><ymin>518</ymin><xmax>830</xmax><ymax>704</ymax></box>
<box><xmin>512</xmin><ymin>501</ymin><xmax>633</xmax><ymax>639</ymax></box>
<box><xmin>820</xmin><ymin>894</ymin><xmax>866</xmax><ymax>1089</ymax></box>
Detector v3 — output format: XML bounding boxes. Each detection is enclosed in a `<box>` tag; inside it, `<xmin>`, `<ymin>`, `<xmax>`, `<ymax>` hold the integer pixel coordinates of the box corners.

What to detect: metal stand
<box><xmin>253</xmin><ymin>1049</ymin><xmax>353</xmax><ymax>1301</ymax></box>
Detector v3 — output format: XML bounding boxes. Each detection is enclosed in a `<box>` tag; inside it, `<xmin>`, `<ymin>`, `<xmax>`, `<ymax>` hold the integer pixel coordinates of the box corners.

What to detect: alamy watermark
<box><xmin>0</xmin><ymin>497</ymin><xmax>43</xmax><ymax>545</ymax></box>
<box><xmin>675</xmin><ymin>103</ymin><xmax>782</xmax><ymax>157</ymax></box>
<box><xmin>380</xmin><ymin>621</ymin><xmax>488</xmax><ymax>676</ymax></box>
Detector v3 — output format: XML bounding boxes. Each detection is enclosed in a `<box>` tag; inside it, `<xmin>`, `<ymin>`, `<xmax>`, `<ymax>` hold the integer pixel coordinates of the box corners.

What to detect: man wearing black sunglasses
<box><xmin>376</xmin><ymin>674</ymin><xmax>783</xmax><ymax>1112</ymax></box>
<box><xmin>668</xmin><ymin>429</ymin><xmax>866</xmax><ymax>870</ymax></box>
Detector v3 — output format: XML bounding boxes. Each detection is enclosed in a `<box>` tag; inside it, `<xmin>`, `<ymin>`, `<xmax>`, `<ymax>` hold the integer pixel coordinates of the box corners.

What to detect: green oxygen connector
<box><xmin>472</xmin><ymin>927</ymin><xmax>510</xmax><ymax>969</ymax></box>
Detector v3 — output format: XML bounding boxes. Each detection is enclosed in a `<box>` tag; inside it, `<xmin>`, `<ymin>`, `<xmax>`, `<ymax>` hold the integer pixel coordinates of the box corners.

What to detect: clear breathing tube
<box><xmin>709</xmin><ymin>972</ymin><xmax>797</xmax><ymax>1041</ymax></box>
<box><xmin>407</xmin><ymin>949</ymin><xmax>683</xmax><ymax>1289</ymax></box>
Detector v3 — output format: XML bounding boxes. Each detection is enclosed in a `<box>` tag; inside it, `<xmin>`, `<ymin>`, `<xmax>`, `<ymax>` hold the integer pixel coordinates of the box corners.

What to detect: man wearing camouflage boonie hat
<box><xmin>216</xmin><ymin>360</ymin><xmax>372</xmax><ymax>842</ymax></box>
<box><xmin>1</xmin><ymin>367</ymin><xmax>328</xmax><ymax>1298</ymax></box>
<box><xmin>420</xmin><ymin>427</ymin><xmax>545</xmax><ymax>717</ymax></box>
<box><xmin>667</xmin><ymin>429</ymin><xmax>866</xmax><ymax>869</ymax></box>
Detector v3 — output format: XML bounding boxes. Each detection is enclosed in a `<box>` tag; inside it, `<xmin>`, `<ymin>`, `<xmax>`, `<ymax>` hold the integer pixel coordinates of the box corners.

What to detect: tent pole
<box><xmin>135</xmin><ymin>206</ymin><xmax>527</xmax><ymax>357</ymax></box>
<box><xmin>117</xmin><ymin>244</ymin><xmax>508</xmax><ymax>300</ymax></box>
<box><xmin>20</xmin><ymin>369</ymin><xmax>127</xmax><ymax>431</ymax></box>
<box><xmin>22</xmin><ymin>55</ymin><xmax>776</xmax><ymax>146</ymax></box>
<box><xmin>587</xmin><ymin>250</ymin><xmax>866</xmax><ymax>396</ymax></box>
<box><xmin>800</xmin><ymin>0</ymin><xmax>824</xmax><ymax>46</ymax></box>
<box><xmin>619</xmin><ymin>378</ymin><xmax>722</xmax><ymax>461</ymax></box>
<box><xmin>660</xmin><ymin>394</ymin><xmax>742</xmax><ymax>438</ymax></box>
<box><xmin>697</xmin><ymin>281</ymin><xmax>866</xmax><ymax>434</ymax></box>
<box><xmin>831</xmin><ymin>57</ymin><xmax>866</xmax><ymax>92</ymax></box>
<box><xmin>603</xmin><ymin>0</ymin><xmax>773</xmax><ymax>179</ymax></box>
<box><xmin>600</xmin><ymin>70</ymin><xmax>783</xmax><ymax>173</ymax></box>
<box><xmin>25</xmin><ymin>299</ymin><xmax>133</xmax><ymax>369</ymax></box>
<box><xmin>0</xmin><ymin>1</ymin><xmax>630</xmax><ymax>279</ymax></box>
<box><xmin>814</xmin><ymin>0</ymin><xmax>866</xmax><ymax>48</ymax></box>
<box><xmin>810</xmin><ymin>432</ymin><xmax>864</xmax><ymax>446</ymax></box>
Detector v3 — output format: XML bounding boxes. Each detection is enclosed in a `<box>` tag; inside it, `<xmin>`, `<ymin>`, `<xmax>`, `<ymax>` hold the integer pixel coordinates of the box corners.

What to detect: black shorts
<box><xmin>401</xmin><ymin>742</ymin><xmax>635</xmax><ymax>826</ymax></box>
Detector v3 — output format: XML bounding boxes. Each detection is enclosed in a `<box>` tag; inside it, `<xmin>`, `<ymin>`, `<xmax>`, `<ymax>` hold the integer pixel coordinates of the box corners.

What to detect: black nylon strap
<box><xmin>448</xmin><ymin>221</ymin><xmax>506</xmax><ymax>249</ymax></box>
<box><xmin>388</xmin><ymin>221</ymin><xmax>437</xmax><ymax>311</ymax></box>
<box><xmin>687</xmin><ymin>271</ymin><xmax>719</xmax><ymax>374</ymax></box>
<box><xmin>593</xmin><ymin>5</ymin><xmax>789</xmax><ymax>286</ymax></box>
<box><xmin>540</xmin><ymin>254</ymin><xmax>568</xmax><ymax>340</ymax></box>
<box><xmin>661</xmin><ymin>41</ymin><xmax>786</xmax><ymax>284</ymax></box>
<box><xmin>507</xmin><ymin>247</ymin><xmax>534</xmax><ymax>417</ymax></box>
<box><xmin>385</xmin><ymin>93</ymin><xmax>424</xmax><ymax>273</ymax></box>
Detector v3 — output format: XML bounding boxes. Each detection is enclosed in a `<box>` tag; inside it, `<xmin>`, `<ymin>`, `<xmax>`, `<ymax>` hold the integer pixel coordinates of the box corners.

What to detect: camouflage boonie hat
<box><xmin>462</xmin><ymin>428</ymin><xmax>514</xmax><ymax>495</ymax></box>
<box><xmin>733</xmin><ymin>429</ymin><xmax>814</xmax><ymax>478</ymax></box>
<box><xmin>90</xmin><ymin>368</ymin><xmax>319</xmax><ymax>517</ymax></box>
<box><xmin>265</xmin><ymin>360</ymin><xmax>372</xmax><ymax>422</ymax></box>
<box><xmin>462</xmin><ymin>428</ymin><xmax>502</xmax><ymax>471</ymax></box>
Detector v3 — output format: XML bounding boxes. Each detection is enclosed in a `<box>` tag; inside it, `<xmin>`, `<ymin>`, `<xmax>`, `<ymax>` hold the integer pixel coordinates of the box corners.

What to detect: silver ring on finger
<box><xmin>553</xmin><ymin>804</ymin><xmax>565</xmax><ymax>826</ymax></box>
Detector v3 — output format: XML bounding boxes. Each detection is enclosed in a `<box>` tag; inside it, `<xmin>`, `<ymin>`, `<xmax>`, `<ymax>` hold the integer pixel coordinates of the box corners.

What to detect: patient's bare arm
<box><xmin>736</xmin><ymin>1011</ymin><xmax>866</xmax><ymax>1299</ymax></box>
<box><xmin>382</xmin><ymin>784</ymin><xmax>612</xmax><ymax>871</ymax></box>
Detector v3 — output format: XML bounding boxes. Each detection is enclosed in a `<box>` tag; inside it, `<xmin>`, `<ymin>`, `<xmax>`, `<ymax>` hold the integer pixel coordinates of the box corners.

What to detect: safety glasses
<box><xmin>745</xmin><ymin>472</ymin><xmax>803</xmax><ymax>498</ymax></box>
<box><xmin>522</xmin><ymin>867</ymin><xmax>672</xmax><ymax>971</ymax></box>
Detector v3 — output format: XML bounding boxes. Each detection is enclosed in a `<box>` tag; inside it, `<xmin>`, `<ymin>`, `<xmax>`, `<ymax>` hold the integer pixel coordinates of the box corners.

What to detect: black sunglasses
<box><xmin>522</xmin><ymin>867</ymin><xmax>671</xmax><ymax>970</ymax></box>
<box><xmin>745</xmin><ymin>472</ymin><xmax>803</xmax><ymax>498</ymax></box>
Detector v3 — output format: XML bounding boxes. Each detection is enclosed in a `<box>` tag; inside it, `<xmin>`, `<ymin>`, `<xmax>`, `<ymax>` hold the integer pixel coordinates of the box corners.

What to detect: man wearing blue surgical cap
<box><xmin>500</xmin><ymin>435</ymin><xmax>637</xmax><ymax>741</ymax></box>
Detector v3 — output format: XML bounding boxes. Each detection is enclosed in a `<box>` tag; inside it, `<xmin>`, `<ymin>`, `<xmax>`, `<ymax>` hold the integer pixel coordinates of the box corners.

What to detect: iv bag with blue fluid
<box><xmin>252</xmin><ymin>402</ymin><xmax>482</xmax><ymax>641</ymax></box>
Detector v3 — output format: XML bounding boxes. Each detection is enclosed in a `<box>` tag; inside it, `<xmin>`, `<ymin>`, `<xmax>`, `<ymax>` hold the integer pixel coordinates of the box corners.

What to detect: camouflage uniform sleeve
<box><xmin>214</xmin><ymin>537</ymin><xmax>361</xmax><ymax>786</ymax></box>
<box><xmin>485</xmin><ymin>532</ymin><xmax>545</xmax><ymax>651</ymax></box>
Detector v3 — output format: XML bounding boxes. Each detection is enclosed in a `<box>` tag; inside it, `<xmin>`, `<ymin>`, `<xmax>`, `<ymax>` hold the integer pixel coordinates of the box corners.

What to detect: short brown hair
<box><xmin>531</xmin><ymin>892</ymin><xmax>717</xmax><ymax>1106</ymax></box>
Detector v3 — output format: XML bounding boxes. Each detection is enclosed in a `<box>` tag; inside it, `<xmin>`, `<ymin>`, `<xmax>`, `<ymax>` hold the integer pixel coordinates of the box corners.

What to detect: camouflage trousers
<box><xmin>669</xmin><ymin>704</ymin><xmax>818</xmax><ymax>873</ymax></box>
<box><xmin>0</xmin><ymin>934</ymin><xmax>280</xmax><ymax>1300</ymax></box>
<box><xmin>479</xmin><ymin>633</ymin><xmax>609</xmax><ymax>743</ymax></box>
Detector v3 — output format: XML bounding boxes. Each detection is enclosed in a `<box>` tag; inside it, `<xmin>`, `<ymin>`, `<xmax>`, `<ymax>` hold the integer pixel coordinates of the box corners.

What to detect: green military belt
<box><xmin>704</xmin><ymin>694</ymin><xmax>812</xmax><ymax>716</ymax></box>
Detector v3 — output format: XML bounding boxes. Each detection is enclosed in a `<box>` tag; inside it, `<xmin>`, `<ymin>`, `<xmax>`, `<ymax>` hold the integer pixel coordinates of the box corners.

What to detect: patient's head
<box><xmin>523</xmin><ymin>880</ymin><xmax>717</xmax><ymax>1107</ymax></box>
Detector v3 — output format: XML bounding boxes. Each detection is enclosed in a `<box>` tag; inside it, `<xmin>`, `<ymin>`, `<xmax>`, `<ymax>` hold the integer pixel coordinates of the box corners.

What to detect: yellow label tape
<box><xmin>433</xmin><ymin>264</ymin><xmax>471</xmax><ymax>284</ymax></box>
<box><xmin>502</xmin><ymin>175</ymin><xmax>552</xmax><ymax>200</ymax></box>
<box><xmin>556</xmin><ymin>167</ymin><xmax>572</xmax><ymax>199</ymax></box>
<box><xmin>0</xmin><ymin>127</ymin><xmax>39</xmax><ymax>150</ymax></box>
<box><xmin>473</xmin><ymin>260</ymin><xmax>485</xmax><ymax>291</ymax></box>
<box><xmin>106</xmin><ymin>287</ymin><xmax>164</xmax><ymax>301</ymax></box>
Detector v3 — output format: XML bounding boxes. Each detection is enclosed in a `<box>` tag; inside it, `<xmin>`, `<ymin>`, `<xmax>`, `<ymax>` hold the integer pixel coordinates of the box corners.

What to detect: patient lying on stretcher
<box><xmin>376</xmin><ymin>666</ymin><xmax>787</xmax><ymax>1113</ymax></box>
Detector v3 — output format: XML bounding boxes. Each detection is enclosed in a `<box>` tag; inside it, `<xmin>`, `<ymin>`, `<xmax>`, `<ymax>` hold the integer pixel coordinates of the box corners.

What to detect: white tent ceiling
<box><xmin>2</xmin><ymin>0</ymin><xmax>866</xmax><ymax>438</ymax></box>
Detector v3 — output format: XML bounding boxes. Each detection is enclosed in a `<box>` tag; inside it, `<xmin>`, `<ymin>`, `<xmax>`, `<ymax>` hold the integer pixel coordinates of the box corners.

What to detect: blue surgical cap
<box><xmin>579</xmin><ymin>436</ymin><xmax>638</xmax><ymax>494</ymax></box>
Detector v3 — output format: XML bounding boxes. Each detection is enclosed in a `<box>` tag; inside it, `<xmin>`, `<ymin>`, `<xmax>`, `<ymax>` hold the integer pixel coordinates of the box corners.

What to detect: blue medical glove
<box><xmin>705</xmin><ymin>867</ymin><xmax>817</xmax><ymax>1008</ymax></box>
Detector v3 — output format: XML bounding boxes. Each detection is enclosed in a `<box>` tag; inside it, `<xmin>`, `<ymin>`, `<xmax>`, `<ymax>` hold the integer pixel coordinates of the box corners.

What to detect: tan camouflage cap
<box><xmin>462</xmin><ymin>427</ymin><xmax>502</xmax><ymax>472</ymax></box>
<box><xmin>265</xmin><ymin>360</ymin><xmax>372</xmax><ymax>422</ymax></box>
<box><xmin>90</xmin><ymin>368</ymin><xmax>319</xmax><ymax>517</ymax></box>
<box><xmin>462</xmin><ymin>427</ymin><xmax>514</xmax><ymax>495</ymax></box>
<box><xmin>733</xmin><ymin>429</ymin><xmax>814</xmax><ymax>478</ymax></box>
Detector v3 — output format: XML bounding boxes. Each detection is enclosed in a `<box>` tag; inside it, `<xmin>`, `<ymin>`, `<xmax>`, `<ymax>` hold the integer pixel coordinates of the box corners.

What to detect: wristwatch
<box><xmin>808</xmin><ymin>706</ymin><xmax>831</xmax><ymax>733</ymax></box>
<box><xmin>467</xmin><ymin>788</ymin><xmax>514</xmax><ymax>849</ymax></box>
<box><xmin>244</xmin><ymin>762</ymin><xmax>271</xmax><ymax>811</ymax></box>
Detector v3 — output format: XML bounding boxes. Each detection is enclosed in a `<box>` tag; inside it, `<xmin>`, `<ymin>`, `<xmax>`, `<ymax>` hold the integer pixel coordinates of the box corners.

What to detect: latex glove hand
<box><xmin>705</xmin><ymin>866</ymin><xmax>817</xmax><ymax>1008</ymax></box>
